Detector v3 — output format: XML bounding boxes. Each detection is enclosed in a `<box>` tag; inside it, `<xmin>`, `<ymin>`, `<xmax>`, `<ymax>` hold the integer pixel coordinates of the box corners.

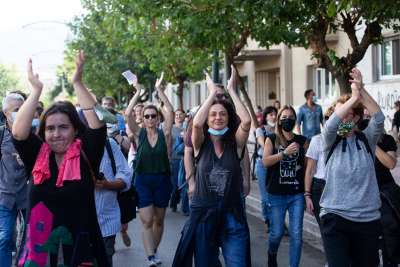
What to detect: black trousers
<box><xmin>320</xmin><ymin>213</ymin><xmax>380</xmax><ymax>267</ymax></box>
<box><xmin>103</xmin><ymin>235</ymin><xmax>116</xmax><ymax>267</ymax></box>
<box><xmin>310</xmin><ymin>178</ymin><xmax>325</xmax><ymax>226</ymax></box>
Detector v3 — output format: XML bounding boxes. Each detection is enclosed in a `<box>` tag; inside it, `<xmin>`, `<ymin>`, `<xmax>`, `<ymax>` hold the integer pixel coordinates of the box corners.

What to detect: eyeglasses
<box><xmin>144</xmin><ymin>114</ymin><xmax>157</xmax><ymax>119</ymax></box>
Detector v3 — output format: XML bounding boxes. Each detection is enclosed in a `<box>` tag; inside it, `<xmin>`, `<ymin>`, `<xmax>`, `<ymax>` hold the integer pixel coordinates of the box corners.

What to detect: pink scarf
<box><xmin>32</xmin><ymin>139</ymin><xmax>82</xmax><ymax>187</ymax></box>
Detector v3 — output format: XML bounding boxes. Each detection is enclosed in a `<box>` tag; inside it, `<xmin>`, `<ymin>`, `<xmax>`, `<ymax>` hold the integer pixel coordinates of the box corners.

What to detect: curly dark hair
<box><xmin>38</xmin><ymin>101</ymin><xmax>87</xmax><ymax>141</ymax></box>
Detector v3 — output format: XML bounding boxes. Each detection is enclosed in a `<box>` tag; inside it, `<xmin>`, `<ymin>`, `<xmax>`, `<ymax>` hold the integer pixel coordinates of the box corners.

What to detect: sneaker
<box><xmin>121</xmin><ymin>232</ymin><xmax>131</xmax><ymax>247</ymax></box>
<box><xmin>147</xmin><ymin>259</ymin><xmax>157</xmax><ymax>267</ymax></box>
<box><xmin>154</xmin><ymin>254</ymin><xmax>162</xmax><ymax>265</ymax></box>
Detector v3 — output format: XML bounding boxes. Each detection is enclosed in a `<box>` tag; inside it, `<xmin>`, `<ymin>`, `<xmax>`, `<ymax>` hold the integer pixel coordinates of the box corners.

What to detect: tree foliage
<box><xmin>252</xmin><ymin>0</ymin><xmax>400</xmax><ymax>93</ymax></box>
<box><xmin>66</xmin><ymin>0</ymin><xmax>212</xmax><ymax>108</ymax></box>
<box><xmin>0</xmin><ymin>63</ymin><xmax>21</xmax><ymax>98</ymax></box>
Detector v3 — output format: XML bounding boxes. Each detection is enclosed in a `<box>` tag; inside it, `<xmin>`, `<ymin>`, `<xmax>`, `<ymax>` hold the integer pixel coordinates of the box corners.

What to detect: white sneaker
<box><xmin>154</xmin><ymin>254</ymin><xmax>162</xmax><ymax>265</ymax></box>
<box><xmin>147</xmin><ymin>259</ymin><xmax>157</xmax><ymax>267</ymax></box>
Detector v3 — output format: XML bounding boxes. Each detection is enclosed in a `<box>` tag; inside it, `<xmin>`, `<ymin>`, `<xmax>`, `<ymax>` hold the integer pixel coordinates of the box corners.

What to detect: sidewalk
<box><xmin>246</xmin><ymin>155</ymin><xmax>400</xmax><ymax>252</ymax></box>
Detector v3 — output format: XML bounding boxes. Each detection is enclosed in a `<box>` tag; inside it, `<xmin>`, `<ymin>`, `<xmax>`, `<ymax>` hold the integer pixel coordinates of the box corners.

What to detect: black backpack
<box><xmin>325</xmin><ymin>131</ymin><xmax>373</xmax><ymax>165</ymax></box>
<box><xmin>104</xmin><ymin>138</ymin><xmax>137</xmax><ymax>223</ymax></box>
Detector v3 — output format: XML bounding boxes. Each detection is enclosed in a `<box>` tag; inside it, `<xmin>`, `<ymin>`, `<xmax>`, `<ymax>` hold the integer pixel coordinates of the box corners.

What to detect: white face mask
<box><xmin>10</xmin><ymin>112</ymin><xmax>18</xmax><ymax>122</ymax></box>
<box><xmin>267</xmin><ymin>121</ymin><xmax>276</xmax><ymax>127</ymax></box>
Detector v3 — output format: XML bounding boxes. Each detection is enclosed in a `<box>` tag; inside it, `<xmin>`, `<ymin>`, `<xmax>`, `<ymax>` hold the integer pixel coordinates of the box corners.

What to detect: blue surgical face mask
<box><xmin>31</xmin><ymin>118</ymin><xmax>40</xmax><ymax>128</ymax></box>
<box><xmin>208</xmin><ymin>127</ymin><xmax>229</xmax><ymax>136</ymax></box>
<box><xmin>312</xmin><ymin>95</ymin><xmax>318</xmax><ymax>103</ymax></box>
<box><xmin>11</xmin><ymin>112</ymin><xmax>17</xmax><ymax>122</ymax></box>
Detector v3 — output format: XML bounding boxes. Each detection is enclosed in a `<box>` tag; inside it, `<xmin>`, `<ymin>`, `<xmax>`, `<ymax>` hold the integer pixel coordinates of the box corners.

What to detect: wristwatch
<box><xmin>282</xmin><ymin>150</ymin><xmax>288</xmax><ymax>157</ymax></box>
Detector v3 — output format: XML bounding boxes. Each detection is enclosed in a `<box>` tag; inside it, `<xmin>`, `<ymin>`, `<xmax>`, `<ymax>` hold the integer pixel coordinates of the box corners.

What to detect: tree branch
<box><xmin>342</xmin><ymin>11</ymin><xmax>359</xmax><ymax>49</ymax></box>
<box><xmin>346</xmin><ymin>20</ymin><xmax>382</xmax><ymax>66</ymax></box>
<box><xmin>231</xmin><ymin>27</ymin><xmax>251</xmax><ymax>57</ymax></box>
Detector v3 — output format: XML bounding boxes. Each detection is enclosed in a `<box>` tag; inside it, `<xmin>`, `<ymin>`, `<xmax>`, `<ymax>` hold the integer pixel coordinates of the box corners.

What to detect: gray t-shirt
<box><xmin>0</xmin><ymin>127</ymin><xmax>28</xmax><ymax>210</ymax></box>
<box><xmin>320</xmin><ymin>111</ymin><xmax>384</xmax><ymax>222</ymax></box>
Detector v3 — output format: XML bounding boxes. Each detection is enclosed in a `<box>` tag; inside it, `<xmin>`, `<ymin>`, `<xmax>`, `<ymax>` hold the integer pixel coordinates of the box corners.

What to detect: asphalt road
<box><xmin>113</xmin><ymin>209</ymin><xmax>325</xmax><ymax>267</ymax></box>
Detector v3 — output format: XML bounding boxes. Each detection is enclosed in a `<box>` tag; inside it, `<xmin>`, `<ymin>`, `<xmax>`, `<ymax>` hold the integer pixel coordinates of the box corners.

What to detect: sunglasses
<box><xmin>144</xmin><ymin>114</ymin><xmax>157</xmax><ymax>119</ymax></box>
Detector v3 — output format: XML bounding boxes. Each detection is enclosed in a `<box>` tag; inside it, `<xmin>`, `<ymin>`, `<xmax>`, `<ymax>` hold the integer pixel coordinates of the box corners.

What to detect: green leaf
<box><xmin>327</xmin><ymin>1</ymin><xmax>337</xmax><ymax>18</ymax></box>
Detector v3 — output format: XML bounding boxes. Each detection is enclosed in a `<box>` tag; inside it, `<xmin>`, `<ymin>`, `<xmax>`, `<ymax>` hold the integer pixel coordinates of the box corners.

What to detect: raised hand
<box><xmin>72</xmin><ymin>50</ymin><xmax>85</xmax><ymax>84</ymax></box>
<box><xmin>155</xmin><ymin>72</ymin><xmax>164</xmax><ymax>90</ymax></box>
<box><xmin>349</xmin><ymin>68</ymin><xmax>363</xmax><ymax>100</ymax></box>
<box><xmin>227</xmin><ymin>65</ymin><xmax>237</xmax><ymax>91</ymax></box>
<box><xmin>27</xmin><ymin>59</ymin><xmax>43</xmax><ymax>91</ymax></box>
<box><xmin>204</xmin><ymin>71</ymin><xmax>217</xmax><ymax>95</ymax></box>
<box><xmin>284</xmin><ymin>142</ymin><xmax>299</xmax><ymax>156</ymax></box>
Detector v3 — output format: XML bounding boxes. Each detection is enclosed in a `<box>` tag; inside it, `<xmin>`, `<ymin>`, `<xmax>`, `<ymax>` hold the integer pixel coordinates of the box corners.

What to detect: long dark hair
<box><xmin>203</xmin><ymin>99</ymin><xmax>238</xmax><ymax>143</ymax></box>
<box><xmin>38</xmin><ymin>101</ymin><xmax>87</xmax><ymax>140</ymax></box>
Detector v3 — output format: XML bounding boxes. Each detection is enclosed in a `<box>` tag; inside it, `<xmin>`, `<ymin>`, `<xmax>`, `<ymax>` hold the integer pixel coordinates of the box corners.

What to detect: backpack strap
<box><xmin>325</xmin><ymin>132</ymin><xmax>374</xmax><ymax>165</ymax></box>
<box><xmin>325</xmin><ymin>135</ymin><xmax>343</xmax><ymax>165</ymax></box>
<box><xmin>355</xmin><ymin>132</ymin><xmax>373</xmax><ymax>159</ymax></box>
<box><xmin>105</xmin><ymin>138</ymin><xmax>117</xmax><ymax>176</ymax></box>
<box><xmin>0</xmin><ymin>125</ymin><xmax>5</xmax><ymax>160</ymax></box>
<box><xmin>268</xmin><ymin>133</ymin><xmax>276</xmax><ymax>150</ymax></box>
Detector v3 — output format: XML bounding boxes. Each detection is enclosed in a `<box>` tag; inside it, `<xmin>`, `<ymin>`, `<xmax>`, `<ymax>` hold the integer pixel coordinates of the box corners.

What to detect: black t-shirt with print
<box><xmin>266</xmin><ymin>134</ymin><xmax>307</xmax><ymax>195</ymax></box>
<box><xmin>375</xmin><ymin>134</ymin><xmax>397</xmax><ymax>187</ymax></box>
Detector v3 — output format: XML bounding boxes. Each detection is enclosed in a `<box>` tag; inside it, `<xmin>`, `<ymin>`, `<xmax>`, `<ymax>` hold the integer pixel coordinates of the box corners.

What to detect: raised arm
<box><xmin>350</xmin><ymin>68</ymin><xmax>380</xmax><ymax>116</ymax></box>
<box><xmin>155</xmin><ymin>72</ymin><xmax>174</xmax><ymax>141</ymax></box>
<box><xmin>192</xmin><ymin>72</ymin><xmax>218</xmax><ymax>155</ymax></box>
<box><xmin>124</xmin><ymin>86</ymin><xmax>141</xmax><ymax>143</ymax></box>
<box><xmin>12</xmin><ymin>59</ymin><xmax>43</xmax><ymax>140</ymax></box>
<box><xmin>72</xmin><ymin>51</ymin><xmax>103</xmax><ymax>129</ymax></box>
<box><xmin>227</xmin><ymin>65</ymin><xmax>251</xmax><ymax>151</ymax></box>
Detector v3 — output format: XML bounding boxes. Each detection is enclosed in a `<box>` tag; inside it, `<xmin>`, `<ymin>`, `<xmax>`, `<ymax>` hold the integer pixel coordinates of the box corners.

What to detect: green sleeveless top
<box><xmin>135</xmin><ymin>128</ymin><xmax>170</xmax><ymax>175</ymax></box>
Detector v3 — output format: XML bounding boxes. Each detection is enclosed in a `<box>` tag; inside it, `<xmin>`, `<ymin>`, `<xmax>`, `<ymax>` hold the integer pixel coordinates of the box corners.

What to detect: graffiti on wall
<box><xmin>367</xmin><ymin>85</ymin><xmax>400</xmax><ymax>130</ymax></box>
<box><xmin>376</xmin><ymin>89</ymin><xmax>400</xmax><ymax>111</ymax></box>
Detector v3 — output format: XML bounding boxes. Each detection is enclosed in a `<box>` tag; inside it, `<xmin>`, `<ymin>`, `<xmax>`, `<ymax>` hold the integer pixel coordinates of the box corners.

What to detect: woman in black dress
<box><xmin>12</xmin><ymin>52</ymin><xmax>108</xmax><ymax>267</ymax></box>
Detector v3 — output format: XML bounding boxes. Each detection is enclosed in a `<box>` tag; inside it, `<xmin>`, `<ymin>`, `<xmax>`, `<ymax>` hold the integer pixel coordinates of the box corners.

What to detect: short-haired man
<box><xmin>0</xmin><ymin>93</ymin><xmax>29</xmax><ymax>267</ymax></box>
<box><xmin>296</xmin><ymin>89</ymin><xmax>323</xmax><ymax>140</ymax></box>
<box><xmin>102</xmin><ymin>96</ymin><xmax>126</xmax><ymax>135</ymax></box>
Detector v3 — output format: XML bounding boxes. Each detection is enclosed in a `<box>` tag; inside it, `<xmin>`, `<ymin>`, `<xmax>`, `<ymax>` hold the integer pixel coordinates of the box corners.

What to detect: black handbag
<box><xmin>105</xmin><ymin>138</ymin><xmax>137</xmax><ymax>224</ymax></box>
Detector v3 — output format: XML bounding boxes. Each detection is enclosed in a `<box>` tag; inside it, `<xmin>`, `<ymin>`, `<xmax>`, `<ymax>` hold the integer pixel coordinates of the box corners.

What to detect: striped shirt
<box><xmin>95</xmin><ymin>138</ymin><xmax>132</xmax><ymax>237</ymax></box>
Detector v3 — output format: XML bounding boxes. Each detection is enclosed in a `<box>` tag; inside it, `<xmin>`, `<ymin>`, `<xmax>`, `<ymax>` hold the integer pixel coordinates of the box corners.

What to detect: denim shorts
<box><xmin>135</xmin><ymin>173</ymin><xmax>172</xmax><ymax>208</ymax></box>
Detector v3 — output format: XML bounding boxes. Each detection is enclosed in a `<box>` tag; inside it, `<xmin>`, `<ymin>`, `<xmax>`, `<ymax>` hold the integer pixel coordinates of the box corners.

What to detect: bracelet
<box><xmin>304</xmin><ymin>192</ymin><xmax>312</xmax><ymax>197</ymax></box>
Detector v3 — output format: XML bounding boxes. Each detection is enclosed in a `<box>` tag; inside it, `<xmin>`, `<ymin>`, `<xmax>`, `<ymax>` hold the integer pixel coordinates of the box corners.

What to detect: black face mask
<box><xmin>280</xmin><ymin>118</ymin><xmax>296</xmax><ymax>132</ymax></box>
<box><xmin>358</xmin><ymin>119</ymin><xmax>370</xmax><ymax>131</ymax></box>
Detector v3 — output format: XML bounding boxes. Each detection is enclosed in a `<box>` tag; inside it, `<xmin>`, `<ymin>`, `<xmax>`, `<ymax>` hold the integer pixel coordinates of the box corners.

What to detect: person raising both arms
<box><xmin>320</xmin><ymin>68</ymin><xmax>384</xmax><ymax>267</ymax></box>
<box><xmin>125</xmin><ymin>72</ymin><xmax>174</xmax><ymax>267</ymax></box>
<box><xmin>12</xmin><ymin>52</ymin><xmax>108</xmax><ymax>267</ymax></box>
<box><xmin>173</xmin><ymin>66</ymin><xmax>252</xmax><ymax>266</ymax></box>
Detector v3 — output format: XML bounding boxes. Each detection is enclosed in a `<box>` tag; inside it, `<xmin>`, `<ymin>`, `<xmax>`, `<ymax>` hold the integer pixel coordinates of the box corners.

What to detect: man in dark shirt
<box><xmin>0</xmin><ymin>93</ymin><xmax>29</xmax><ymax>267</ymax></box>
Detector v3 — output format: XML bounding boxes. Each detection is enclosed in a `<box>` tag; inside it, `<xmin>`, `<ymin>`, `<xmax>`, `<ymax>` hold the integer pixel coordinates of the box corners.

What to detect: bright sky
<box><xmin>0</xmin><ymin>0</ymin><xmax>83</xmax><ymax>87</ymax></box>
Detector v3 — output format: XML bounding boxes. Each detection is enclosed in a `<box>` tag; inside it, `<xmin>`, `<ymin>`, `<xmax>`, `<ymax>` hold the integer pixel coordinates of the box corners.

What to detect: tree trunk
<box><xmin>176</xmin><ymin>78</ymin><xmax>184</xmax><ymax>110</ymax></box>
<box><xmin>334</xmin><ymin>69</ymin><xmax>351</xmax><ymax>95</ymax></box>
<box><xmin>227</xmin><ymin>55</ymin><xmax>258</xmax><ymax>128</ymax></box>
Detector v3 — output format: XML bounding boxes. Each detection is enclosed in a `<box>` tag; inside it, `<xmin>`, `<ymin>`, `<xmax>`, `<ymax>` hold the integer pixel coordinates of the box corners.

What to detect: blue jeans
<box><xmin>268</xmin><ymin>193</ymin><xmax>304</xmax><ymax>267</ymax></box>
<box><xmin>0</xmin><ymin>205</ymin><xmax>17</xmax><ymax>267</ymax></box>
<box><xmin>255</xmin><ymin>159</ymin><xmax>269</xmax><ymax>222</ymax></box>
<box><xmin>170</xmin><ymin>159</ymin><xmax>181</xmax><ymax>209</ymax></box>
<box><xmin>194</xmin><ymin>212</ymin><xmax>249</xmax><ymax>267</ymax></box>
<box><xmin>180</xmin><ymin>186</ymin><xmax>189</xmax><ymax>215</ymax></box>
